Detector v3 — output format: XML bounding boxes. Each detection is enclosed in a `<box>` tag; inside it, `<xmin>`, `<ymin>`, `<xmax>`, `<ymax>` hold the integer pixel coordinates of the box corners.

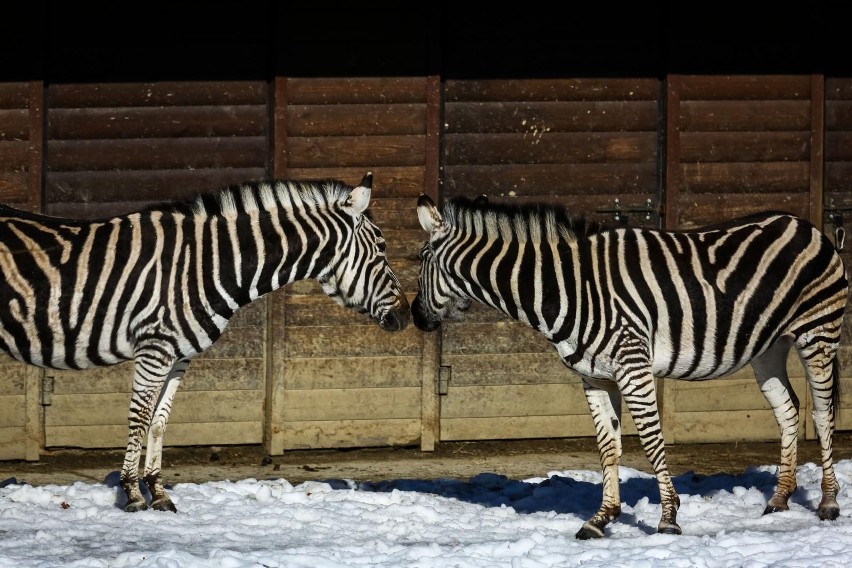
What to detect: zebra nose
<box><xmin>411</xmin><ymin>295</ymin><xmax>440</xmax><ymax>332</ymax></box>
<box><xmin>380</xmin><ymin>293</ymin><xmax>409</xmax><ymax>331</ymax></box>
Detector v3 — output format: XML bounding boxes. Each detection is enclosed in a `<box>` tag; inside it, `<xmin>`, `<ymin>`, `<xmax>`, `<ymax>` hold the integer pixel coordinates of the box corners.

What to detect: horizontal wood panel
<box><xmin>48</xmin><ymin>81</ymin><xmax>267</xmax><ymax>108</ymax></box>
<box><xmin>287</xmin><ymin>77</ymin><xmax>427</xmax><ymax>105</ymax></box>
<box><xmin>443</xmin><ymin>163</ymin><xmax>659</xmax><ymax>198</ymax></box>
<box><xmin>440</xmin><ymin>415</ymin><xmax>597</xmax><ymax>441</ymax></box>
<box><xmin>443</xmin><ymin>322</ymin><xmax>552</xmax><ymax>355</ymax></box>
<box><xmin>47</xmin><ymin>137</ymin><xmax>267</xmax><ymax>171</ymax></box>
<box><xmin>678</xmin><ymin>162</ymin><xmax>809</xmax><ymax>193</ymax></box>
<box><xmin>282</xmin><ymin>357</ymin><xmax>422</xmax><ymax>389</ymax></box>
<box><xmin>284</xmin><ymin>293</ymin><xmax>423</xmax><ymax>327</ymax></box>
<box><xmin>0</xmin><ymin>395</ymin><xmax>25</xmax><ymax>427</ymax></box>
<box><xmin>444</xmin><ymin>132</ymin><xmax>657</xmax><ymax>165</ymax></box>
<box><xmin>675</xmin><ymin>192</ymin><xmax>810</xmax><ymax>228</ymax></box>
<box><xmin>674</xmin><ymin>376</ymin><xmax>807</xmax><ymax>413</ymax></box>
<box><xmin>286</xmin><ymin>135</ymin><xmax>425</xmax><ymax>168</ymax></box>
<box><xmin>0</xmin><ymin>82</ymin><xmax>29</xmax><ymax>108</ymax></box>
<box><xmin>0</xmin><ymin>140</ymin><xmax>27</xmax><ymax>169</ymax></box>
<box><xmin>46</xmin><ymin>421</ymin><xmax>262</xmax><ymax>449</ymax></box>
<box><xmin>0</xmin><ymin>360</ymin><xmax>27</xmax><ymax>394</ymax></box>
<box><xmin>825</xmin><ymin>132</ymin><xmax>852</xmax><ymax>161</ymax></box>
<box><xmin>0</xmin><ymin>109</ymin><xmax>29</xmax><ymax>140</ymax></box>
<box><xmin>280</xmin><ymin>325</ymin><xmax>421</xmax><ymax>358</ymax></box>
<box><xmin>0</xmin><ymin>172</ymin><xmax>28</xmax><ymax>204</ymax></box>
<box><xmin>46</xmin><ymin>390</ymin><xmax>262</xmax><ymax>426</ymax></box>
<box><xmin>445</xmin><ymin>79</ymin><xmax>659</xmax><ymax>102</ymax></box>
<box><xmin>443</xmin><ymin>353</ymin><xmax>576</xmax><ymax>386</ymax></box>
<box><xmin>49</xmin><ymin>359</ymin><xmax>265</xmax><ymax>394</ymax></box>
<box><xmin>0</xmin><ymin>428</ymin><xmax>26</xmax><ymax>460</ymax></box>
<box><xmin>48</xmin><ymin>106</ymin><xmax>267</xmax><ymax>139</ymax></box>
<box><xmin>284</xmin><ymin>166</ymin><xmax>424</xmax><ymax>200</ymax></box>
<box><xmin>677</xmin><ymin>75</ymin><xmax>811</xmax><ymax>100</ymax></box>
<box><xmin>444</xmin><ymin>101</ymin><xmax>658</xmax><ymax>133</ymax></box>
<box><xmin>283</xmin><ymin>387</ymin><xmax>420</xmax><ymax>421</ymax></box>
<box><xmin>288</xmin><ymin>104</ymin><xmax>426</xmax><ymax>136</ymax></box>
<box><xmin>679</xmin><ymin>100</ymin><xmax>811</xmax><ymax>131</ymax></box>
<box><xmin>442</xmin><ymin>384</ymin><xmax>589</xmax><ymax>418</ymax></box>
<box><xmin>44</xmin><ymin>168</ymin><xmax>269</xmax><ymax>207</ymax></box>
<box><xmin>672</xmin><ymin>410</ymin><xmax>783</xmax><ymax>443</ymax></box>
<box><xmin>824</xmin><ymin>101</ymin><xmax>852</xmax><ymax>129</ymax></box>
<box><xmin>283</xmin><ymin>418</ymin><xmax>421</xmax><ymax>450</ymax></box>
<box><xmin>679</xmin><ymin>132</ymin><xmax>810</xmax><ymax>162</ymax></box>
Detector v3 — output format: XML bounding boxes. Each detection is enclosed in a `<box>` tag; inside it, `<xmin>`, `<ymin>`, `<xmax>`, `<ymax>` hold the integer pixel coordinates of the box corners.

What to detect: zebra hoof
<box><xmin>151</xmin><ymin>498</ymin><xmax>177</xmax><ymax>513</ymax></box>
<box><xmin>818</xmin><ymin>506</ymin><xmax>840</xmax><ymax>521</ymax></box>
<box><xmin>124</xmin><ymin>500</ymin><xmax>149</xmax><ymax>513</ymax></box>
<box><xmin>657</xmin><ymin>521</ymin><xmax>682</xmax><ymax>535</ymax></box>
<box><xmin>575</xmin><ymin>523</ymin><xmax>605</xmax><ymax>540</ymax></box>
<box><xmin>763</xmin><ymin>504</ymin><xmax>788</xmax><ymax>515</ymax></box>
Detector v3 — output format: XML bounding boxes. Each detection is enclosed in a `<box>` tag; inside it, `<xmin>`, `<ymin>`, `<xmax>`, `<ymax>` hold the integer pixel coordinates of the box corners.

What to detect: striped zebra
<box><xmin>412</xmin><ymin>194</ymin><xmax>848</xmax><ymax>539</ymax></box>
<box><xmin>0</xmin><ymin>173</ymin><xmax>409</xmax><ymax>512</ymax></box>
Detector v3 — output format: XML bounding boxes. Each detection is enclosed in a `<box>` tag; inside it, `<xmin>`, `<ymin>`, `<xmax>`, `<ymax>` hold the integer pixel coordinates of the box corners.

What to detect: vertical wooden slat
<box><xmin>274</xmin><ymin>76</ymin><xmax>289</xmax><ymax>178</ymax></box>
<box><xmin>664</xmin><ymin>75</ymin><xmax>681</xmax><ymax>231</ymax></box>
<box><xmin>27</xmin><ymin>81</ymin><xmax>44</xmax><ymax>213</ymax></box>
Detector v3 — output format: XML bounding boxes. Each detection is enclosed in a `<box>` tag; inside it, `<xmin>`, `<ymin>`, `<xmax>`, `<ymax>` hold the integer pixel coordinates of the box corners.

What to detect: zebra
<box><xmin>0</xmin><ymin>172</ymin><xmax>409</xmax><ymax>513</ymax></box>
<box><xmin>411</xmin><ymin>193</ymin><xmax>848</xmax><ymax>539</ymax></box>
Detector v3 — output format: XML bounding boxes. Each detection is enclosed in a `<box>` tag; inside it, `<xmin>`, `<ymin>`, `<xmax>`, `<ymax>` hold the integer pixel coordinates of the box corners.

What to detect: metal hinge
<box><xmin>597</xmin><ymin>198</ymin><xmax>658</xmax><ymax>226</ymax></box>
<box><xmin>438</xmin><ymin>366</ymin><xmax>451</xmax><ymax>395</ymax></box>
<box><xmin>41</xmin><ymin>375</ymin><xmax>54</xmax><ymax>406</ymax></box>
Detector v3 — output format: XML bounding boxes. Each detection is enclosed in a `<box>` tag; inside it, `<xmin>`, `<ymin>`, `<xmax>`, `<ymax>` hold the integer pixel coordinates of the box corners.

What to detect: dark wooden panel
<box><xmin>284</xmin><ymin>166</ymin><xmax>424</xmax><ymax>198</ymax></box>
<box><xmin>677</xmin><ymin>75</ymin><xmax>811</xmax><ymax>100</ymax></box>
<box><xmin>0</xmin><ymin>109</ymin><xmax>29</xmax><ymax>140</ymax></box>
<box><xmin>675</xmin><ymin>192</ymin><xmax>810</xmax><ymax>228</ymax></box>
<box><xmin>679</xmin><ymin>132</ymin><xmax>810</xmax><ymax>162</ymax></box>
<box><xmin>0</xmin><ymin>141</ymin><xmax>27</xmax><ymax>170</ymax></box>
<box><xmin>679</xmin><ymin>100</ymin><xmax>811</xmax><ymax>131</ymax></box>
<box><xmin>443</xmin><ymin>322</ymin><xmax>551</xmax><ymax>355</ymax></box>
<box><xmin>825</xmin><ymin>164</ymin><xmax>852</xmax><ymax>192</ymax></box>
<box><xmin>286</xmin><ymin>135</ymin><xmax>425</xmax><ymax>168</ymax></box>
<box><xmin>826</xmin><ymin>78</ymin><xmax>852</xmax><ymax>101</ymax></box>
<box><xmin>826</xmin><ymin>132</ymin><xmax>852</xmax><ymax>161</ymax></box>
<box><xmin>445</xmin><ymin>79</ymin><xmax>659</xmax><ymax>102</ymax></box>
<box><xmin>48</xmin><ymin>81</ymin><xmax>267</xmax><ymax>107</ymax></box>
<box><xmin>679</xmin><ymin>162</ymin><xmax>809</xmax><ymax>193</ymax></box>
<box><xmin>288</xmin><ymin>104</ymin><xmax>426</xmax><ymax>136</ymax></box>
<box><xmin>0</xmin><ymin>83</ymin><xmax>29</xmax><ymax>108</ymax></box>
<box><xmin>48</xmin><ymin>106</ymin><xmax>267</xmax><ymax>139</ymax></box>
<box><xmin>46</xmin><ymin>137</ymin><xmax>267</xmax><ymax>171</ymax></box>
<box><xmin>287</xmin><ymin>77</ymin><xmax>427</xmax><ymax>105</ymax></box>
<box><xmin>0</xmin><ymin>172</ymin><xmax>34</xmax><ymax>205</ymax></box>
<box><xmin>444</xmin><ymin>163</ymin><xmax>659</xmax><ymax>196</ymax></box>
<box><xmin>445</xmin><ymin>132</ymin><xmax>657</xmax><ymax>165</ymax></box>
<box><xmin>445</xmin><ymin>101</ymin><xmax>658</xmax><ymax>133</ymax></box>
<box><xmin>823</xmin><ymin>101</ymin><xmax>852</xmax><ymax>130</ymax></box>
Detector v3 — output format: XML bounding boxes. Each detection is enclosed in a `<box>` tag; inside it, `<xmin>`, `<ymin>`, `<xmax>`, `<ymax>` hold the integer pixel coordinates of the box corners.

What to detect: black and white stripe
<box><xmin>0</xmin><ymin>172</ymin><xmax>408</xmax><ymax>512</ymax></box>
<box><xmin>413</xmin><ymin>194</ymin><xmax>847</xmax><ymax>539</ymax></box>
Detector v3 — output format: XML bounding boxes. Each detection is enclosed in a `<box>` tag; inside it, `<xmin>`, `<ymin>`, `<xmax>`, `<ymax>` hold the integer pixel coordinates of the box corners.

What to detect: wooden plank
<box><xmin>679</xmin><ymin>162</ymin><xmax>810</xmax><ymax>193</ymax></box>
<box><xmin>672</xmin><ymin>410</ymin><xmax>785</xmax><ymax>443</ymax></box>
<box><xmin>444</xmin><ymin>132</ymin><xmax>657</xmax><ymax>165</ymax></box>
<box><xmin>679</xmin><ymin>100</ymin><xmax>811</xmax><ymax>132</ymax></box>
<box><xmin>0</xmin><ymin>109</ymin><xmax>29</xmax><ymax>140</ymax></box>
<box><xmin>199</xmin><ymin>327</ymin><xmax>264</xmax><ymax>360</ymax></box>
<box><xmin>0</xmin><ymin>395</ymin><xmax>25</xmax><ymax>427</ymax></box>
<box><xmin>679</xmin><ymin>132</ymin><xmax>810</xmax><ymax>162</ymax></box>
<box><xmin>677</xmin><ymin>75</ymin><xmax>811</xmax><ymax>100</ymax></box>
<box><xmin>46</xmin><ymin>390</ymin><xmax>262</xmax><ymax>426</ymax></box>
<box><xmin>445</xmin><ymin>78</ymin><xmax>659</xmax><ymax>102</ymax></box>
<box><xmin>665</xmin><ymin>74</ymin><xmax>682</xmax><ymax>230</ymax></box>
<box><xmin>442</xmin><ymin>322</ymin><xmax>552</xmax><ymax>355</ymax></box>
<box><xmin>46</xmin><ymin>137</ymin><xmax>267</xmax><ymax>171</ymax></box>
<box><xmin>826</xmin><ymin>78</ymin><xmax>852</xmax><ymax>101</ymax></box>
<box><xmin>287</xmin><ymin>77</ymin><xmax>427</xmax><ymax>105</ymax></box>
<box><xmin>283</xmin><ymin>418</ymin><xmax>421</xmax><ymax>450</ymax></box>
<box><xmin>0</xmin><ymin>428</ymin><xmax>26</xmax><ymax>460</ymax></box>
<box><xmin>281</xmin><ymin>357</ymin><xmax>422</xmax><ymax>390</ymax></box>
<box><xmin>441</xmin><ymin>415</ymin><xmax>597</xmax><ymax>441</ymax></box>
<box><xmin>0</xmin><ymin>172</ymin><xmax>28</xmax><ymax>203</ymax></box>
<box><xmin>0</xmin><ymin>140</ymin><xmax>27</xmax><ymax>169</ymax></box>
<box><xmin>441</xmin><ymin>384</ymin><xmax>590</xmax><ymax>418</ymax></box>
<box><xmin>46</xmin><ymin>421</ymin><xmax>262</xmax><ymax>449</ymax></box>
<box><xmin>48</xmin><ymin>106</ymin><xmax>267</xmax><ymax>139</ymax></box>
<box><xmin>0</xmin><ymin>82</ymin><xmax>29</xmax><ymax>108</ymax></box>
<box><xmin>825</xmin><ymin>131</ymin><xmax>852</xmax><ymax>161</ymax></box>
<box><xmin>443</xmin><ymin>163</ymin><xmax>659</xmax><ymax>196</ymax></box>
<box><xmin>26</xmin><ymin>81</ymin><xmax>43</xmax><ymax>215</ymax></box>
<box><xmin>445</xmin><ymin>101</ymin><xmax>658</xmax><ymax>133</ymax></box>
<box><xmin>285</xmin><ymin>166</ymin><xmax>424</xmax><ymax>199</ymax></box>
<box><xmin>443</xmin><ymin>353</ymin><xmax>575</xmax><ymax>386</ymax></box>
<box><xmin>284</xmin><ymin>387</ymin><xmax>421</xmax><ymax>422</ymax></box>
<box><xmin>288</xmin><ymin>104</ymin><xmax>426</xmax><ymax>136</ymax></box>
<box><xmin>48</xmin><ymin>81</ymin><xmax>267</xmax><ymax>108</ymax></box>
<box><xmin>675</xmin><ymin>192</ymin><xmax>809</xmax><ymax>228</ymax></box>
<box><xmin>282</xmin><ymin>325</ymin><xmax>421</xmax><ymax>358</ymax></box>
<box><xmin>24</xmin><ymin>363</ymin><xmax>41</xmax><ymax>460</ymax></box>
<box><xmin>286</xmin><ymin>135</ymin><xmax>426</xmax><ymax>168</ymax></box>
<box><xmin>810</xmin><ymin>74</ymin><xmax>825</xmax><ymax>226</ymax></box>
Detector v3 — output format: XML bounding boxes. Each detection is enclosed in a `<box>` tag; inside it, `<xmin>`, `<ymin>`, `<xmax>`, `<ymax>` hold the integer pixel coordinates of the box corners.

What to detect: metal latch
<box><xmin>826</xmin><ymin>200</ymin><xmax>848</xmax><ymax>251</ymax></box>
<box><xmin>597</xmin><ymin>198</ymin><xmax>657</xmax><ymax>226</ymax></box>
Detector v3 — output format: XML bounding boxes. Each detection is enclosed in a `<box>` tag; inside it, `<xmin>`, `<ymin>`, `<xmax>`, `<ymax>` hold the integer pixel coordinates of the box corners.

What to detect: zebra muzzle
<box><xmin>379</xmin><ymin>294</ymin><xmax>410</xmax><ymax>332</ymax></box>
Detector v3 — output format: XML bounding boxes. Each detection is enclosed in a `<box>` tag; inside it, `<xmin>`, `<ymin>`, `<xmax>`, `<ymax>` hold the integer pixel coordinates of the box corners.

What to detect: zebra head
<box><xmin>412</xmin><ymin>194</ymin><xmax>472</xmax><ymax>332</ymax></box>
<box><xmin>318</xmin><ymin>173</ymin><xmax>410</xmax><ymax>332</ymax></box>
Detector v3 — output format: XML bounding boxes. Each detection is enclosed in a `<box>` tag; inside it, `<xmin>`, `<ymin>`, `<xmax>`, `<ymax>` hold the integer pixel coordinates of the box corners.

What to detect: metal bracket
<box><xmin>597</xmin><ymin>198</ymin><xmax>656</xmax><ymax>226</ymax></box>
<box><xmin>826</xmin><ymin>201</ymin><xmax>847</xmax><ymax>251</ymax></box>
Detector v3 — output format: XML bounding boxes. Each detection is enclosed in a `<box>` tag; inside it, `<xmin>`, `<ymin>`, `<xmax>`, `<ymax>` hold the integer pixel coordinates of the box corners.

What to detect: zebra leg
<box><xmin>614</xmin><ymin>351</ymin><xmax>681</xmax><ymax>535</ymax></box>
<box><xmin>576</xmin><ymin>378</ymin><xmax>624</xmax><ymax>539</ymax></box>
<box><xmin>797</xmin><ymin>337</ymin><xmax>841</xmax><ymax>521</ymax></box>
<box><xmin>142</xmin><ymin>359</ymin><xmax>190</xmax><ymax>513</ymax></box>
<box><xmin>751</xmin><ymin>338</ymin><xmax>800</xmax><ymax>515</ymax></box>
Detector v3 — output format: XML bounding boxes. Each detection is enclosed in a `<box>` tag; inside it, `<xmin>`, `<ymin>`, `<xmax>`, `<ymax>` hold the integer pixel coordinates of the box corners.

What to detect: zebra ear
<box><xmin>417</xmin><ymin>194</ymin><xmax>443</xmax><ymax>232</ymax></box>
<box><xmin>344</xmin><ymin>175</ymin><xmax>372</xmax><ymax>215</ymax></box>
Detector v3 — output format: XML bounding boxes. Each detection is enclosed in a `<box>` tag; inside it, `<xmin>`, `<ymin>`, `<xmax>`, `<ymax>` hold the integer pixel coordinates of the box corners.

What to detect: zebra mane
<box><xmin>442</xmin><ymin>196</ymin><xmax>601</xmax><ymax>242</ymax></box>
<box><xmin>173</xmin><ymin>178</ymin><xmax>363</xmax><ymax>219</ymax></box>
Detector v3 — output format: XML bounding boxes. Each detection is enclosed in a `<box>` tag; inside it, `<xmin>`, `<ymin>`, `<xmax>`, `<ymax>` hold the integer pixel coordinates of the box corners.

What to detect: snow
<box><xmin>2</xmin><ymin>459</ymin><xmax>851</xmax><ymax>567</ymax></box>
